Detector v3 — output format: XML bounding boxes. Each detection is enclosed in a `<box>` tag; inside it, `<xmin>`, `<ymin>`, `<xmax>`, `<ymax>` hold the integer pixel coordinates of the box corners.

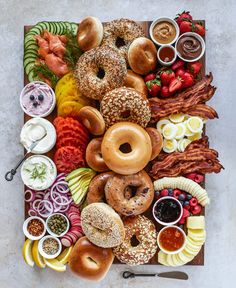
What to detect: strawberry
<box><xmin>175</xmin><ymin>67</ymin><xmax>186</xmax><ymax>77</ymax></box>
<box><xmin>169</xmin><ymin>77</ymin><xmax>182</xmax><ymax>93</ymax></box>
<box><xmin>195</xmin><ymin>23</ymin><xmax>206</xmax><ymax>36</ymax></box>
<box><xmin>178</xmin><ymin>216</ymin><xmax>186</xmax><ymax>225</ymax></box>
<box><xmin>181</xmin><ymin>72</ymin><xmax>194</xmax><ymax>88</ymax></box>
<box><xmin>171</xmin><ymin>60</ymin><xmax>185</xmax><ymax>71</ymax></box>
<box><xmin>182</xmin><ymin>208</ymin><xmax>190</xmax><ymax>218</ymax></box>
<box><xmin>188</xmin><ymin>62</ymin><xmax>202</xmax><ymax>76</ymax></box>
<box><xmin>144</xmin><ymin>73</ymin><xmax>156</xmax><ymax>83</ymax></box>
<box><xmin>179</xmin><ymin>20</ymin><xmax>195</xmax><ymax>34</ymax></box>
<box><xmin>146</xmin><ymin>79</ymin><xmax>161</xmax><ymax>97</ymax></box>
<box><xmin>185</xmin><ymin>172</ymin><xmax>197</xmax><ymax>181</ymax></box>
<box><xmin>194</xmin><ymin>174</ymin><xmax>204</xmax><ymax>183</ymax></box>
<box><xmin>160</xmin><ymin>70</ymin><xmax>175</xmax><ymax>86</ymax></box>
<box><xmin>161</xmin><ymin>86</ymin><xmax>171</xmax><ymax>98</ymax></box>
<box><xmin>175</xmin><ymin>11</ymin><xmax>193</xmax><ymax>26</ymax></box>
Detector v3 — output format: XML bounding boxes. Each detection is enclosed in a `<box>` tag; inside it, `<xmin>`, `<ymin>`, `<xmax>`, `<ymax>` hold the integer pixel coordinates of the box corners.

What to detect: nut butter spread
<box><xmin>153</xmin><ymin>21</ymin><xmax>176</xmax><ymax>44</ymax></box>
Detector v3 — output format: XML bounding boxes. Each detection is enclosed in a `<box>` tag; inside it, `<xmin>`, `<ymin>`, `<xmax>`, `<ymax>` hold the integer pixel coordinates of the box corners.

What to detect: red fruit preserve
<box><xmin>159</xmin><ymin>46</ymin><xmax>175</xmax><ymax>62</ymax></box>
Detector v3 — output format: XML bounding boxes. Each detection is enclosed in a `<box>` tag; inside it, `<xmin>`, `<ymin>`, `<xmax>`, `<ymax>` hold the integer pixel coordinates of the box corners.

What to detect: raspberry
<box><xmin>192</xmin><ymin>204</ymin><xmax>202</xmax><ymax>215</ymax></box>
<box><xmin>182</xmin><ymin>208</ymin><xmax>190</xmax><ymax>218</ymax></box>
<box><xmin>189</xmin><ymin>197</ymin><xmax>198</xmax><ymax>207</ymax></box>
<box><xmin>194</xmin><ymin>174</ymin><xmax>204</xmax><ymax>183</ymax></box>
<box><xmin>185</xmin><ymin>173</ymin><xmax>197</xmax><ymax>181</ymax></box>
<box><xmin>178</xmin><ymin>216</ymin><xmax>186</xmax><ymax>225</ymax></box>
<box><xmin>160</xmin><ymin>189</ymin><xmax>169</xmax><ymax>197</ymax></box>
<box><xmin>173</xmin><ymin>189</ymin><xmax>182</xmax><ymax>198</ymax></box>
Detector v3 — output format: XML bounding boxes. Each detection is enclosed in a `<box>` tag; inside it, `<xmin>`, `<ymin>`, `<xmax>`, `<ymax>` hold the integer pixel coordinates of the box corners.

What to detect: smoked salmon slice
<box><xmin>35</xmin><ymin>35</ymin><xmax>49</xmax><ymax>58</ymax></box>
<box><xmin>45</xmin><ymin>53</ymin><xmax>69</xmax><ymax>77</ymax></box>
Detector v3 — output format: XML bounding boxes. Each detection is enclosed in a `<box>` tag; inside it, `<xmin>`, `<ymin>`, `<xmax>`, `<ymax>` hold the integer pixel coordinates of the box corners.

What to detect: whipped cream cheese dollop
<box><xmin>20</xmin><ymin>118</ymin><xmax>56</xmax><ymax>154</ymax></box>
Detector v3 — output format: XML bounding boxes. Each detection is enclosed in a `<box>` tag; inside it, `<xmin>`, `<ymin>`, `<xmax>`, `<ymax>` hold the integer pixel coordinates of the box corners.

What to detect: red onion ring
<box><xmin>38</xmin><ymin>200</ymin><xmax>53</xmax><ymax>218</ymax></box>
<box><xmin>25</xmin><ymin>190</ymin><xmax>35</xmax><ymax>202</ymax></box>
<box><xmin>28</xmin><ymin>209</ymin><xmax>38</xmax><ymax>217</ymax></box>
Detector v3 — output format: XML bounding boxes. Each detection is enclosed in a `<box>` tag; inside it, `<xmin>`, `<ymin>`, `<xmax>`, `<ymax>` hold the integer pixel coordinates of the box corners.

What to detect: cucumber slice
<box><xmin>49</xmin><ymin>22</ymin><xmax>56</xmax><ymax>34</ymax></box>
<box><xmin>25</xmin><ymin>62</ymin><xmax>35</xmax><ymax>75</ymax></box>
<box><xmin>42</xmin><ymin>22</ymin><xmax>51</xmax><ymax>32</ymax></box>
<box><xmin>64</xmin><ymin>22</ymin><xmax>72</xmax><ymax>33</ymax></box>
<box><xmin>70</xmin><ymin>23</ymin><xmax>78</xmax><ymax>35</ymax></box>
<box><xmin>29</xmin><ymin>26</ymin><xmax>42</xmax><ymax>35</ymax></box>
<box><xmin>24</xmin><ymin>39</ymin><xmax>36</xmax><ymax>48</ymax></box>
<box><xmin>59</xmin><ymin>22</ymin><xmax>67</xmax><ymax>34</ymax></box>
<box><xmin>28</xmin><ymin>70</ymin><xmax>36</xmax><ymax>82</ymax></box>
<box><xmin>37</xmin><ymin>21</ymin><xmax>49</xmax><ymax>31</ymax></box>
<box><xmin>23</xmin><ymin>57</ymin><xmax>36</xmax><ymax>68</ymax></box>
<box><xmin>24</xmin><ymin>34</ymin><xmax>35</xmax><ymax>42</ymax></box>
<box><xmin>24</xmin><ymin>50</ymin><xmax>38</xmax><ymax>57</ymax></box>
<box><xmin>24</xmin><ymin>43</ymin><xmax>38</xmax><ymax>51</ymax></box>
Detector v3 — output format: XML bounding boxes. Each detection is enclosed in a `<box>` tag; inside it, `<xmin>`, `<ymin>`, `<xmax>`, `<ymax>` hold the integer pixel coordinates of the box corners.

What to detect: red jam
<box><xmin>159</xmin><ymin>226</ymin><xmax>185</xmax><ymax>252</ymax></box>
<box><xmin>159</xmin><ymin>46</ymin><xmax>175</xmax><ymax>62</ymax></box>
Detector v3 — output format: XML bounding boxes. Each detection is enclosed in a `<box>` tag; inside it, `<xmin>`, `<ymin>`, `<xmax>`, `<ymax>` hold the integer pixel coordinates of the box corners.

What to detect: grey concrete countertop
<box><xmin>0</xmin><ymin>0</ymin><xmax>235</xmax><ymax>287</ymax></box>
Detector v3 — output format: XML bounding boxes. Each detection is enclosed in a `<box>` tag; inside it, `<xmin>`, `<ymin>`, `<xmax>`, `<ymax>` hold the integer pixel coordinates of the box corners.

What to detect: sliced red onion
<box><xmin>32</xmin><ymin>199</ymin><xmax>42</xmax><ymax>211</ymax></box>
<box><xmin>51</xmin><ymin>191</ymin><xmax>72</xmax><ymax>206</ymax></box>
<box><xmin>38</xmin><ymin>200</ymin><xmax>53</xmax><ymax>218</ymax></box>
<box><xmin>28</xmin><ymin>208</ymin><xmax>38</xmax><ymax>217</ymax></box>
<box><xmin>25</xmin><ymin>190</ymin><xmax>35</xmax><ymax>202</ymax></box>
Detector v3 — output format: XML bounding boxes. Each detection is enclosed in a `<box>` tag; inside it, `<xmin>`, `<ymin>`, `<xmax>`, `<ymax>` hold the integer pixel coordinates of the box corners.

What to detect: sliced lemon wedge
<box><xmin>156</xmin><ymin>118</ymin><xmax>171</xmax><ymax>133</ymax></box>
<box><xmin>175</xmin><ymin>123</ymin><xmax>186</xmax><ymax>140</ymax></box>
<box><xmin>186</xmin><ymin>117</ymin><xmax>203</xmax><ymax>133</ymax></box>
<box><xmin>32</xmin><ymin>240</ymin><xmax>46</xmax><ymax>268</ymax></box>
<box><xmin>22</xmin><ymin>239</ymin><xmax>34</xmax><ymax>267</ymax></box>
<box><xmin>169</xmin><ymin>113</ymin><xmax>185</xmax><ymax>123</ymax></box>
<box><xmin>162</xmin><ymin>123</ymin><xmax>177</xmax><ymax>140</ymax></box>
<box><xmin>178</xmin><ymin>138</ymin><xmax>191</xmax><ymax>152</ymax></box>
<box><xmin>44</xmin><ymin>258</ymin><xmax>66</xmax><ymax>272</ymax></box>
<box><xmin>163</xmin><ymin>139</ymin><xmax>178</xmax><ymax>153</ymax></box>
<box><xmin>56</xmin><ymin>246</ymin><xmax>73</xmax><ymax>265</ymax></box>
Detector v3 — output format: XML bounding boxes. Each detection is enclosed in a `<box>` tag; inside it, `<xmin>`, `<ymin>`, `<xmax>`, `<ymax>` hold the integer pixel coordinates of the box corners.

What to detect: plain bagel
<box><xmin>77</xmin><ymin>16</ymin><xmax>103</xmax><ymax>51</ymax></box>
<box><xmin>69</xmin><ymin>236</ymin><xmax>114</xmax><ymax>281</ymax></box>
<box><xmin>124</xmin><ymin>70</ymin><xmax>148</xmax><ymax>98</ymax></box>
<box><xmin>128</xmin><ymin>37</ymin><xmax>157</xmax><ymax>75</ymax></box>
<box><xmin>145</xmin><ymin>127</ymin><xmax>163</xmax><ymax>160</ymax></box>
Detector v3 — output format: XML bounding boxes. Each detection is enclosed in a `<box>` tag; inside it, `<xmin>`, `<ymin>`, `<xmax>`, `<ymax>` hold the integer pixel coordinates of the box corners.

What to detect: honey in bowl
<box><xmin>158</xmin><ymin>226</ymin><xmax>185</xmax><ymax>252</ymax></box>
<box><xmin>159</xmin><ymin>46</ymin><xmax>175</xmax><ymax>63</ymax></box>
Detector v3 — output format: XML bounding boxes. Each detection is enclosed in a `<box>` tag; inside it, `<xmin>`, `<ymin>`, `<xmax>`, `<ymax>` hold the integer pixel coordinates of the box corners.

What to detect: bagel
<box><xmin>87</xmin><ymin>172</ymin><xmax>115</xmax><ymax>204</ymax></box>
<box><xmin>105</xmin><ymin>170</ymin><xmax>154</xmax><ymax>216</ymax></box>
<box><xmin>113</xmin><ymin>215</ymin><xmax>158</xmax><ymax>265</ymax></box>
<box><xmin>102</xmin><ymin>18</ymin><xmax>145</xmax><ymax>61</ymax></box>
<box><xmin>128</xmin><ymin>37</ymin><xmax>157</xmax><ymax>75</ymax></box>
<box><xmin>124</xmin><ymin>70</ymin><xmax>148</xmax><ymax>98</ymax></box>
<box><xmin>101</xmin><ymin>122</ymin><xmax>152</xmax><ymax>175</ymax></box>
<box><xmin>145</xmin><ymin>127</ymin><xmax>163</xmax><ymax>160</ymax></box>
<box><xmin>69</xmin><ymin>236</ymin><xmax>114</xmax><ymax>281</ymax></box>
<box><xmin>81</xmin><ymin>203</ymin><xmax>125</xmax><ymax>248</ymax></box>
<box><xmin>74</xmin><ymin>46</ymin><xmax>127</xmax><ymax>100</ymax></box>
<box><xmin>86</xmin><ymin>138</ymin><xmax>109</xmax><ymax>172</ymax></box>
<box><xmin>78</xmin><ymin>106</ymin><xmax>105</xmax><ymax>136</ymax></box>
<box><xmin>77</xmin><ymin>16</ymin><xmax>103</xmax><ymax>51</ymax></box>
<box><xmin>100</xmin><ymin>87</ymin><xmax>151</xmax><ymax>129</ymax></box>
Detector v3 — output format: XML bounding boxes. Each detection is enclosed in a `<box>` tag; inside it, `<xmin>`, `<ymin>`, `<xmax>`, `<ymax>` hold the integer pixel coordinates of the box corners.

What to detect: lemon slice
<box><xmin>187</xmin><ymin>132</ymin><xmax>202</xmax><ymax>141</ymax></box>
<box><xmin>22</xmin><ymin>239</ymin><xmax>34</xmax><ymax>267</ymax></box>
<box><xmin>186</xmin><ymin>117</ymin><xmax>203</xmax><ymax>133</ymax></box>
<box><xmin>44</xmin><ymin>258</ymin><xmax>66</xmax><ymax>272</ymax></box>
<box><xmin>32</xmin><ymin>240</ymin><xmax>46</xmax><ymax>268</ymax></box>
<box><xmin>163</xmin><ymin>139</ymin><xmax>178</xmax><ymax>153</ymax></box>
<box><xmin>162</xmin><ymin>123</ymin><xmax>177</xmax><ymax>140</ymax></box>
<box><xmin>178</xmin><ymin>138</ymin><xmax>191</xmax><ymax>152</ymax></box>
<box><xmin>169</xmin><ymin>113</ymin><xmax>185</xmax><ymax>123</ymax></box>
<box><xmin>156</xmin><ymin>118</ymin><xmax>171</xmax><ymax>133</ymax></box>
<box><xmin>56</xmin><ymin>246</ymin><xmax>73</xmax><ymax>265</ymax></box>
<box><xmin>175</xmin><ymin>123</ymin><xmax>186</xmax><ymax>140</ymax></box>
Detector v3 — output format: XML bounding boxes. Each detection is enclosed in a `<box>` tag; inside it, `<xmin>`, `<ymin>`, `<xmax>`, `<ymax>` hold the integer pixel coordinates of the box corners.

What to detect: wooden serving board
<box><xmin>24</xmin><ymin>20</ymin><xmax>205</xmax><ymax>265</ymax></box>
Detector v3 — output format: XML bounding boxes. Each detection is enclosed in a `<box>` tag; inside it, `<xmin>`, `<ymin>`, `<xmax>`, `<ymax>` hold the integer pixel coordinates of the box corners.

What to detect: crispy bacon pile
<box><xmin>150</xmin><ymin>137</ymin><xmax>223</xmax><ymax>179</ymax></box>
<box><xmin>149</xmin><ymin>73</ymin><xmax>218</xmax><ymax>122</ymax></box>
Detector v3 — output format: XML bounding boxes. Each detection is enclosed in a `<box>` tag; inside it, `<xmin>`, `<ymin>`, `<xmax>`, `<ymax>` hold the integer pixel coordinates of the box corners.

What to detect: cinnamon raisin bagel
<box><xmin>74</xmin><ymin>46</ymin><xmax>127</xmax><ymax>100</ymax></box>
<box><xmin>105</xmin><ymin>170</ymin><xmax>154</xmax><ymax>216</ymax></box>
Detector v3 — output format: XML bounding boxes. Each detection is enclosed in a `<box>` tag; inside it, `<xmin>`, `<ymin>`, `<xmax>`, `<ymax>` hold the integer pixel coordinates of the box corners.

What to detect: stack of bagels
<box><xmin>69</xmin><ymin>16</ymin><xmax>164</xmax><ymax>282</ymax></box>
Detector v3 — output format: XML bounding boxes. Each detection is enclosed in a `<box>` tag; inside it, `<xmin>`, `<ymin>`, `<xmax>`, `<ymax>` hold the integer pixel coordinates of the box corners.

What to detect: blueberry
<box><xmin>168</xmin><ymin>188</ymin><xmax>173</xmax><ymax>196</ymax></box>
<box><xmin>179</xmin><ymin>200</ymin><xmax>184</xmax><ymax>206</ymax></box>
<box><xmin>184</xmin><ymin>201</ymin><xmax>190</xmax><ymax>206</ymax></box>
<box><xmin>38</xmin><ymin>94</ymin><xmax>44</xmax><ymax>101</ymax></box>
<box><xmin>33</xmin><ymin>101</ymin><xmax>38</xmax><ymax>107</ymax></box>
<box><xmin>29</xmin><ymin>94</ymin><xmax>34</xmax><ymax>101</ymax></box>
<box><xmin>155</xmin><ymin>191</ymin><xmax>160</xmax><ymax>198</ymax></box>
<box><xmin>179</xmin><ymin>224</ymin><xmax>184</xmax><ymax>229</ymax></box>
<box><xmin>186</xmin><ymin>194</ymin><xmax>192</xmax><ymax>200</ymax></box>
<box><xmin>178</xmin><ymin>194</ymin><xmax>185</xmax><ymax>201</ymax></box>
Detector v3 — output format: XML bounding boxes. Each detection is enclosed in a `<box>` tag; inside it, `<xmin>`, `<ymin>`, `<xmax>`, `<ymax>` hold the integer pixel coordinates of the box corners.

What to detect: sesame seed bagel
<box><xmin>102</xmin><ymin>18</ymin><xmax>145</xmax><ymax>61</ymax></box>
<box><xmin>113</xmin><ymin>215</ymin><xmax>158</xmax><ymax>265</ymax></box>
<box><xmin>81</xmin><ymin>203</ymin><xmax>125</xmax><ymax>248</ymax></box>
<box><xmin>74</xmin><ymin>46</ymin><xmax>127</xmax><ymax>100</ymax></box>
<box><xmin>100</xmin><ymin>87</ymin><xmax>151</xmax><ymax>129</ymax></box>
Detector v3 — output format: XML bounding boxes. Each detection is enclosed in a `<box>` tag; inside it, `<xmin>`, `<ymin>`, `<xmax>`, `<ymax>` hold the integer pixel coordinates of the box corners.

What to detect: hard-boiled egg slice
<box><xmin>163</xmin><ymin>139</ymin><xmax>178</xmax><ymax>153</ymax></box>
<box><xmin>177</xmin><ymin>138</ymin><xmax>191</xmax><ymax>152</ymax></box>
<box><xmin>184</xmin><ymin>121</ymin><xmax>194</xmax><ymax>136</ymax></box>
<box><xmin>175</xmin><ymin>123</ymin><xmax>186</xmax><ymax>140</ymax></box>
<box><xmin>156</xmin><ymin>118</ymin><xmax>171</xmax><ymax>133</ymax></box>
<box><xmin>162</xmin><ymin>123</ymin><xmax>177</xmax><ymax>139</ymax></box>
<box><xmin>186</xmin><ymin>117</ymin><xmax>203</xmax><ymax>133</ymax></box>
<box><xmin>187</xmin><ymin>132</ymin><xmax>202</xmax><ymax>141</ymax></box>
<box><xmin>169</xmin><ymin>113</ymin><xmax>185</xmax><ymax>123</ymax></box>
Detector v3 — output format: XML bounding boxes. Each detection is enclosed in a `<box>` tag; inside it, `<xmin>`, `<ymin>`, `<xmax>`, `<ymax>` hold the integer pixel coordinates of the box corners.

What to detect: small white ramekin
<box><xmin>38</xmin><ymin>235</ymin><xmax>62</xmax><ymax>259</ymax></box>
<box><xmin>175</xmin><ymin>32</ymin><xmax>205</xmax><ymax>62</ymax></box>
<box><xmin>152</xmin><ymin>196</ymin><xmax>183</xmax><ymax>226</ymax></box>
<box><xmin>23</xmin><ymin>216</ymin><xmax>46</xmax><ymax>240</ymax></box>
<box><xmin>157</xmin><ymin>45</ymin><xmax>177</xmax><ymax>66</ymax></box>
<box><xmin>46</xmin><ymin>213</ymin><xmax>70</xmax><ymax>238</ymax></box>
<box><xmin>157</xmin><ymin>225</ymin><xmax>187</xmax><ymax>255</ymax></box>
<box><xmin>150</xmin><ymin>17</ymin><xmax>180</xmax><ymax>46</ymax></box>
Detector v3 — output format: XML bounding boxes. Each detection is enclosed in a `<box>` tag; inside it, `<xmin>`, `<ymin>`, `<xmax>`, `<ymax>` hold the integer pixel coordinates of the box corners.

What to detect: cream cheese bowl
<box><xmin>21</xmin><ymin>155</ymin><xmax>57</xmax><ymax>190</ymax></box>
<box><xmin>20</xmin><ymin>117</ymin><xmax>56</xmax><ymax>154</ymax></box>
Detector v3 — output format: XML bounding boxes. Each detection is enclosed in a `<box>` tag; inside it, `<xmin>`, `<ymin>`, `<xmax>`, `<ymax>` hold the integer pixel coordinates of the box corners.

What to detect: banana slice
<box><xmin>177</xmin><ymin>138</ymin><xmax>191</xmax><ymax>152</ymax></box>
<box><xmin>156</xmin><ymin>118</ymin><xmax>171</xmax><ymax>133</ymax></box>
<box><xmin>169</xmin><ymin>113</ymin><xmax>185</xmax><ymax>123</ymax></box>
<box><xmin>163</xmin><ymin>139</ymin><xmax>178</xmax><ymax>153</ymax></box>
<box><xmin>187</xmin><ymin>132</ymin><xmax>202</xmax><ymax>141</ymax></box>
<box><xmin>186</xmin><ymin>117</ymin><xmax>203</xmax><ymax>133</ymax></box>
<box><xmin>188</xmin><ymin>229</ymin><xmax>206</xmax><ymax>241</ymax></box>
<box><xmin>178</xmin><ymin>249</ymin><xmax>194</xmax><ymax>263</ymax></box>
<box><xmin>175</xmin><ymin>123</ymin><xmax>186</xmax><ymax>140</ymax></box>
<box><xmin>162</xmin><ymin>123</ymin><xmax>177</xmax><ymax>139</ymax></box>
<box><xmin>166</xmin><ymin>254</ymin><xmax>175</xmax><ymax>266</ymax></box>
<box><xmin>158</xmin><ymin>250</ymin><xmax>168</xmax><ymax>266</ymax></box>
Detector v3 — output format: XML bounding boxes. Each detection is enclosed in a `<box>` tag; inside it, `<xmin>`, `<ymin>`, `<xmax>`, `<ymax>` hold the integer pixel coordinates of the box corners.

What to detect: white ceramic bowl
<box><xmin>38</xmin><ymin>235</ymin><xmax>62</xmax><ymax>259</ymax></box>
<box><xmin>46</xmin><ymin>213</ymin><xmax>70</xmax><ymax>238</ymax></box>
<box><xmin>175</xmin><ymin>32</ymin><xmax>205</xmax><ymax>62</ymax></box>
<box><xmin>149</xmin><ymin>17</ymin><xmax>180</xmax><ymax>46</ymax></box>
<box><xmin>157</xmin><ymin>225</ymin><xmax>186</xmax><ymax>255</ymax></box>
<box><xmin>157</xmin><ymin>45</ymin><xmax>177</xmax><ymax>66</ymax></box>
<box><xmin>23</xmin><ymin>216</ymin><xmax>46</xmax><ymax>240</ymax></box>
<box><xmin>152</xmin><ymin>196</ymin><xmax>183</xmax><ymax>226</ymax></box>
<box><xmin>20</xmin><ymin>81</ymin><xmax>56</xmax><ymax>118</ymax></box>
